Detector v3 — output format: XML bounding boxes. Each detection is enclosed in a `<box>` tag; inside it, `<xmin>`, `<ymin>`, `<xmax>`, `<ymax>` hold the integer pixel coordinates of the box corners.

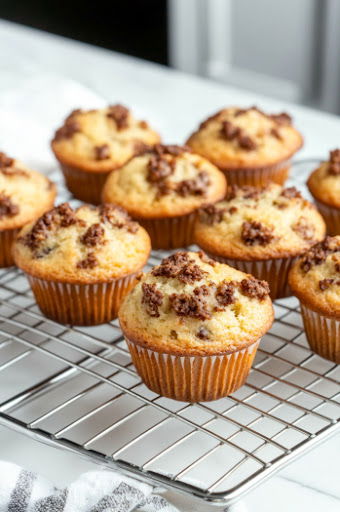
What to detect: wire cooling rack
<box><xmin>0</xmin><ymin>160</ymin><xmax>339</xmax><ymax>508</ymax></box>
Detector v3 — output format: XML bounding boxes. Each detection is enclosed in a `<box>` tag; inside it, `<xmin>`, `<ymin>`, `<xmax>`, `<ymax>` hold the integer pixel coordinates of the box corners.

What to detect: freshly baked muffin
<box><xmin>289</xmin><ymin>236</ymin><xmax>340</xmax><ymax>363</ymax></box>
<box><xmin>186</xmin><ymin>106</ymin><xmax>303</xmax><ymax>187</ymax></box>
<box><xmin>119</xmin><ymin>250</ymin><xmax>274</xmax><ymax>402</ymax></box>
<box><xmin>194</xmin><ymin>184</ymin><xmax>326</xmax><ymax>299</ymax></box>
<box><xmin>102</xmin><ymin>144</ymin><xmax>227</xmax><ymax>249</ymax></box>
<box><xmin>0</xmin><ymin>151</ymin><xmax>56</xmax><ymax>267</ymax></box>
<box><xmin>13</xmin><ymin>203</ymin><xmax>151</xmax><ymax>325</ymax></box>
<box><xmin>51</xmin><ymin>105</ymin><xmax>161</xmax><ymax>204</ymax></box>
<box><xmin>307</xmin><ymin>149</ymin><xmax>340</xmax><ymax>235</ymax></box>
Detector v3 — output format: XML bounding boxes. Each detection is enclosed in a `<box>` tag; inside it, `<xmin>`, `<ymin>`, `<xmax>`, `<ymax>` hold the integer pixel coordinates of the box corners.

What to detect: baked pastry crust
<box><xmin>102</xmin><ymin>145</ymin><xmax>227</xmax><ymax>219</ymax></box>
<box><xmin>186</xmin><ymin>106</ymin><xmax>303</xmax><ymax>170</ymax></box>
<box><xmin>13</xmin><ymin>203</ymin><xmax>151</xmax><ymax>284</ymax></box>
<box><xmin>307</xmin><ymin>151</ymin><xmax>340</xmax><ymax>209</ymax></box>
<box><xmin>51</xmin><ymin>105</ymin><xmax>161</xmax><ymax>173</ymax></box>
<box><xmin>0</xmin><ymin>153</ymin><xmax>56</xmax><ymax>230</ymax></box>
<box><xmin>119</xmin><ymin>251</ymin><xmax>274</xmax><ymax>356</ymax></box>
<box><xmin>194</xmin><ymin>184</ymin><xmax>326</xmax><ymax>260</ymax></box>
<box><xmin>289</xmin><ymin>236</ymin><xmax>340</xmax><ymax>318</ymax></box>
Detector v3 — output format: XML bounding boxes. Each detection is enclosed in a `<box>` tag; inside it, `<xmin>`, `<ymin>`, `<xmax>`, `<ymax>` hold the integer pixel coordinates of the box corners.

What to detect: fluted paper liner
<box><xmin>300</xmin><ymin>304</ymin><xmax>340</xmax><ymax>363</ymax></box>
<box><xmin>60</xmin><ymin>163</ymin><xmax>109</xmax><ymax>205</ymax></box>
<box><xmin>27</xmin><ymin>273</ymin><xmax>138</xmax><ymax>325</ymax></box>
<box><xmin>314</xmin><ymin>198</ymin><xmax>340</xmax><ymax>236</ymax></box>
<box><xmin>126</xmin><ymin>338</ymin><xmax>260</xmax><ymax>402</ymax></box>
<box><xmin>222</xmin><ymin>160</ymin><xmax>291</xmax><ymax>188</ymax></box>
<box><xmin>0</xmin><ymin>228</ymin><xmax>19</xmax><ymax>268</ymax></box>
<box><xmin>138</xmin><ymin>211</ymin><xmax>198</xmax><ymax>250</ymax></box>
<box><xmin>208</xmin><ymin>254</ymin><xmax>298</xmax><ymax>300</ymax></box>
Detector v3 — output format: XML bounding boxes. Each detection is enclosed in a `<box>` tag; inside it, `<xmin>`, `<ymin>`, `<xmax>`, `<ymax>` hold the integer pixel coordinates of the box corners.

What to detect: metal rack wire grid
<box><xmin>0</xmin><ymin>160</ymin><xmax>339</xmax><ymax>508</ymax></box>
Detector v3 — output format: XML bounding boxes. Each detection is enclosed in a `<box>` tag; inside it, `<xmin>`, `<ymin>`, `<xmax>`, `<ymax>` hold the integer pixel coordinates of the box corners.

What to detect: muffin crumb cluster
<box><xmin>0</xmin><ymin>151</ymin><xmax>14</xmax><ymax>168</ymax></box>
<box><xmin>152</xmin><ymin>252</ymin><xmax>207</xmax><ymax>284</ymax></box>
<box><xmin>300</xmin><ymin>236</ymin><xmax>340</xmax><ymax>273</ymax></box>
<box><xmin>106</xmin><ymin>104</ymin><xmax>130</xmax><ymax>130</ymax></box>
<box><xmin>144</xmin><ymin>144</ymin><xmax>211</xmax><ymax>198</ymax></box>
<box><xmin>241</xmin><ymin>220</ymin><xmax>275</xmax><ymax>246</ymax></box>
<box><xmin>328</xmin><ymin>149</ymin><xmax>340</xmax><ymax>175</ymax></box>
<box><xmin>141</xmin><ymin>252</ymin><xmax>271</xmax><ymax>325</ymax></box>
<box><xmin>53</xmin><ymin>111</ymin><xmax>81</xmax><ymax>141</ymax></box>
<box><xmin>19</xmin><ymin>203</ymin><xmax>139</xmax><ymax>263</ymax></box>
<box><xmin>0</xmin><ymin>192</ymin><xmax>19</xmax><ymax>218</ymax></box>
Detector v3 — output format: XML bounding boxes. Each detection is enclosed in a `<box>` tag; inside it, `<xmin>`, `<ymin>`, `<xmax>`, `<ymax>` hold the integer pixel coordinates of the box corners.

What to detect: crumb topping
<box><xmin>220</xmin><ymin>120</ymin><xmax>257</xmax><ymax>151</ymax></box>
<box><xmin>328</xmin><ymin>149</ymin><xmax>340</xmax><ymax>175</ymax></box>
<box><xmin>94</xmin><ymin>144</ymin><xmax>110</xmax><ymax>160</ymax></box>
<box><xmin>152</xmin><ymin>251</ymin><xmax>207</xmax><ymax>284</ymax></box>
<box><xmin>80</xmin><ymin>223</ymin><xmax>105</xmax><ymax>247</ymax></box>
<box><xmin>141</xmin><ymin>252</ymin><xmax>271</xmax><ymax>322</ymax></box>
<box><xmin>0</xmin><ymin>152</ymin><xmax>14</xmax><ymax>168</ymax></box>
<box><xmin>240</xmin><ymin>278</ymin><xmax>270</xmax><ymax>300</ymax></box>
<box><xmin>53</xmin><ymin>113</ymin><xmax>80</xmax><ymax>142</ymax></box>
<box><xmin>199</xmin><ymin>204</ymin><xmax>227</xmax><ymax>225</ymax></box>
<box><xmin>144</xmin><ymin>144</ymin><xmax>210</xmax><ymax>198</ymax></box>
<box><xmin>106</xmin><ymin>104</ymin><xmax>129</xmax><ymax>130</ymax></box>
<box><xmin>0</xmin><ymin>192</ymin><xmax>19</xmax><ymax>218</ymax></box>
<box><xmin>292</xmin><ymin>217</ymin><xmax>315</xmax><ymax>241</ymax></box>
<box><xmin>99</xmin><ymin>204</ymin><xmax>138</xmax><ymax>233</ymax></box>
<box><xmin>76</xmin><ymin>252</ymin><xmax>98</xmax><ymax>269</ymax></box>
<box><xmin>300</xmin><ymin>237</ymin><xmax>340</xmax><ymax>273</ymax></box>
<box><xmin>280</xmin><ymin>187</ymin><xmax>302</xmax><ymax>199</ymax></box>
<box><xmin>241</xmin><ymin>221</ymin><xmax>276</xmax><ymax>246</ymax></box>
<box><xmin>18</xmin><ymin>203</ymin><xmax>141</xmax><ymax>268</ymax></box>
<box><xmin>142</xmin><ymin>282</ymin><xmax>163</xmax><ymax>317</ymax></box>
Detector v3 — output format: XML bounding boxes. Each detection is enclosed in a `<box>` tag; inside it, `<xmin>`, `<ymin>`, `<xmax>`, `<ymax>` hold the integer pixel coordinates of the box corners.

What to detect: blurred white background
<box><xmin>168</xmin><ymin>0</ymin><xmax>340</xmax><ymax>114</ymax></box>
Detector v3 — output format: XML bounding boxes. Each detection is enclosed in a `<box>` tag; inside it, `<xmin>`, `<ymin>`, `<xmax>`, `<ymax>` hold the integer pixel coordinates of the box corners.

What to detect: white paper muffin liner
<box><xmin>27</xmin><ymin>273</ymin><xmax>138</xmax><ymax>325</ymax></box>
<box><xmin>314</xmin><ymin>198</ymin><xmax>340</xmax><ymax>236</ymax></box>
<box><xmin>126</xmin><ymin>338</ymin><xmax>260</xmax><ymax>402</ymax></box>
<box><xmin>300</xmin><ymin>303</ymin><xmax>340</xmax><ymax>363</ymax></box>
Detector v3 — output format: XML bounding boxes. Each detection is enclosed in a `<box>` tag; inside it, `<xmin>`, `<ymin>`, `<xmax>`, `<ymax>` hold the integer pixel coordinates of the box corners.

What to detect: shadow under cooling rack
<box><xmin>0</xmin><ymin>159</ymin><xmax>339</xmax><ymax>506</ymax></box>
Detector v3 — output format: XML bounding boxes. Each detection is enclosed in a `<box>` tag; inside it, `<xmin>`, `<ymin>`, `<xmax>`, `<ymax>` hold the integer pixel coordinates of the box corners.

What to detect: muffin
<box><xmin>0</xmin><ymin>151</ymin><xmax>56</xmax><ymax>267</ymax></box>
<box><xmin>102</xmin><ymin>144</ymin><xmax>227</xmax><ymax>249</ymax></box>
<box><xmin>194</xmin><ymin>184</ymin><xmax>326</xmax><ymax>299</ymax></box>
<box><xmin>307</xmin><ymin>149</ymin><xmax>340</xmax><ymax>235</ymax></box>
<box><xmin>186</xmin><ymin>106</ymin><xmax>303</xmax><ymax>187</ymax></box>
<box><xmin>119</xmin><ymin>251</ymin><xmax>274</xmax><ymax>402</ymax></box>
<box><xmin>51</xmin><ymin>105</ymin><xmax>161</xmax><ymax>204</ymax></box>
<box><xmin>289</xmin><ymin>236</ymin><xmax>340</xmax><ymax>363</ymax></box>
<box><xmin>13</xmin><ymin>203</ymin><xmax>151</xmax><ymax>325</ymax></box>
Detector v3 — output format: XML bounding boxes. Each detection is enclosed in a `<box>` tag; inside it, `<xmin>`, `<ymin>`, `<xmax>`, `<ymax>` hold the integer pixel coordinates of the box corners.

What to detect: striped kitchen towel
<box><xmin>0</xmin><ymin>461</ymin><xmax>179</xmax><ymax>512</ymax></box>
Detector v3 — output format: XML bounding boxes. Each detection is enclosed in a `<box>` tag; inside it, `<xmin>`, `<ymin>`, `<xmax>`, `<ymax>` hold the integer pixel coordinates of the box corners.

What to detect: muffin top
<box><xmin>186</xmin><ymin>106</ymin><xmax>303</xmax><ymax>169</ymax></box>
<box><xmin>289</xmin><ymin>236</ymin><xmax>340</xmax><ymax>317</ymax></box>
<box><xmin>194</xmin><ymin>184</ymin><xmax>326</xmax><ymax>260</ymax></box>
<box><xmin>13</xmin><ymin>203</ymin><xmax>151</xmax><ymax>283</ymax></box>
<box><xmin>119</xmin><ymin>251</ymin><xmax>274</xmax><ymax>355</ymax></box>
<box><xmin>102</xmin><ymin>144</ymin><xmax>227</xmax><ymax>218</ymax></box>
<box><xmin>307</xmin><ymin>149</ymin><xmax>340</xmax><ymax>208</ymax></box>
<box><xmin>0</xmin><ymin>151</ymin><xmax>56</xmax><ymax>230</ymax></box>
<box><xmin>51</xmin><ymin>105</ymin><xmax>161</xmax><ymax>172</ymax></box>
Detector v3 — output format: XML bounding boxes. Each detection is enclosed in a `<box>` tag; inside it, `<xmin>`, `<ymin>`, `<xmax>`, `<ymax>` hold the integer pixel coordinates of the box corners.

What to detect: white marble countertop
<box><xmin>0</xmin><ymin>19</ymin><xmax>339</xmax><ymax>511</ymax></box>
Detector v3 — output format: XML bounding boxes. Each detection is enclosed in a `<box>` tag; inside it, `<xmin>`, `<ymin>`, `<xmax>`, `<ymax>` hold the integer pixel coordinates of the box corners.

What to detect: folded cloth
<box><xmin>0</xmin><ymin>461</ymin><xmax>179</xmax><ymax>512</ymax></box>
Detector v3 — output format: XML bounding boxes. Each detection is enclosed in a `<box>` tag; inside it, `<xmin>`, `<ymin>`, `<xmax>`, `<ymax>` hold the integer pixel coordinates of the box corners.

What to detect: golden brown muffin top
<box><xmin>194</xmin><ymin>184</ymin><xmax>326</xmax><ymax>260</ymax></box>
<box><xmin>13</xmin><ymin>203</ymin><xmax>151</xmax><ymax>283</ymax></box>
<box><xmin>186</xmin><ymin>106</ymin><xmax>303</xmax><ymax>169</ymax></box>
<box><xmin>0</xmin><ymin>151</ymin><xmax>56</xmax><ymax>230</ymax></box>
<box><xmin>51</xmin><ymin>105</ymin><xmax>161</xmax><ymax>172</ymax></box>
<box><xmin>119</xmin><ymin>250</ymin><xmax>274</xmax><ymax>355</ymax></box>
<box><xmin>307</xmin><ymin>149</ymin><xmax>340</xmax><ymax>208</ymax></box>
<box><xmin>102</xmin><ymin>144</ymin><xmax>227</xmax><ymax>218</ymax></box>
<box><xmin>289</xmin><ymin>236</ymin><xmax>340</xmax><ymax>317</ymax></box>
